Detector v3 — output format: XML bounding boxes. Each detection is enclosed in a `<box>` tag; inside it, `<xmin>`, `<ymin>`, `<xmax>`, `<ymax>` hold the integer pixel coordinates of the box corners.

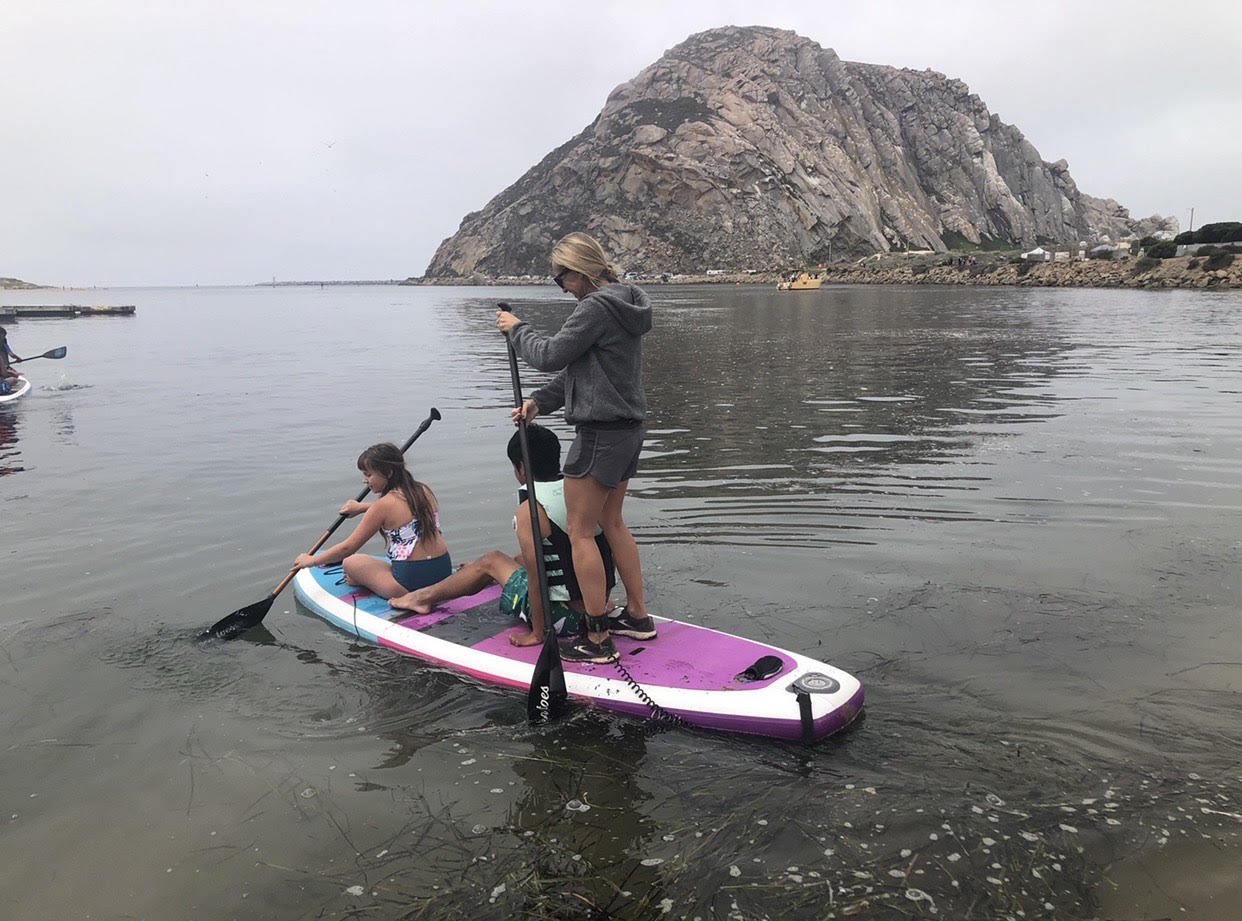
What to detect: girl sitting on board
<box><xmin>293</xmin><ymin>442</ymin><xmax>451</xmax><ymax>597</ymax></box>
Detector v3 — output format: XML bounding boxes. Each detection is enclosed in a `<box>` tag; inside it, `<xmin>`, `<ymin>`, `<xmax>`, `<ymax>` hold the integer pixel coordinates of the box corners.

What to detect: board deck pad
<box><xmin>467</xmin><ymin>619</ymin><xmax>794</xmax><ymax>691</ymax></box>
<box><xmin>294</xmin><ymin>562</ymin><xmax>863</xmax><ymax>741</ymax></box>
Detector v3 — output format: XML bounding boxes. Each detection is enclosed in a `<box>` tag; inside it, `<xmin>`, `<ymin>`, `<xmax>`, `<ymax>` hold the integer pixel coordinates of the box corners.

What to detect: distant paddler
<box><xmin>0</xmin><ymin>326</ymin><xmax>24</xmax><ymax>388</ymax></box>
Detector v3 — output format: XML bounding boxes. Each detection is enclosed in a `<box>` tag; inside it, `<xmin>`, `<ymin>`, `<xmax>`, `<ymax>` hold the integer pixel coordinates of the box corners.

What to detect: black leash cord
<box><xmin>321</xmin><ymin>565</ymin><xmax>361</xmax><ymax>639</ymax></box>
<box><xmin>610</xmin><ymin>657</ymin><xmax>689</xmax><ymax>728</ymax></box>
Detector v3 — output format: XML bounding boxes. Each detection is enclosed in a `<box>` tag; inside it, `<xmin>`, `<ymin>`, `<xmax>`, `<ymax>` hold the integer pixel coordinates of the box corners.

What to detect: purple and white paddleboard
<box><xmin>293</xmin><ymin>562</ymin><xmax>864</xmax><ymax>742</ymax></box>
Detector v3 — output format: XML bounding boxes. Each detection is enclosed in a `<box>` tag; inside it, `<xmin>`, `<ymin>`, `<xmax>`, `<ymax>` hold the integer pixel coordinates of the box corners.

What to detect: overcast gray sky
<box><xmin>4</xmin><ymin>1</ymin><xmax>1239</xmax><ymax>287</ymax></box>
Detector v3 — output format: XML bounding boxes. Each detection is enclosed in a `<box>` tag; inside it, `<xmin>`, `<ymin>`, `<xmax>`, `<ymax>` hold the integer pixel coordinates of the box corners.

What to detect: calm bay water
<box><xmin>1</xmin><ymin>282</ymin><xmax>1239</xmax><ymax>919</ymax></box>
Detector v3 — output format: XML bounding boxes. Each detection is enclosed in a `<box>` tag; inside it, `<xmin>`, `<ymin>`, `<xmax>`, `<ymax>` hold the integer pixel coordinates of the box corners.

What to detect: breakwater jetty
<box><xmin>1</xmin><ymin>304</ymin><xmax>136</xmax><ymax>319</ymax></box>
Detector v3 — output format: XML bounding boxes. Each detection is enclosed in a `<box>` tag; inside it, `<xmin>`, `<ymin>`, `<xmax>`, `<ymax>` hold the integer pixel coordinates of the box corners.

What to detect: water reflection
<box><xmin>439</xmin><ymin>286</ymin><xmax>1086</xmax><ymax>548</ymax></box>
<box><xmin>52</xmin><ymin>405</ymin><xmax>76</xmax><ymax>442</ymax></box>
<box><xmin>0</xmin><ymin>407</ymin><xmax>22</xmax><ymax>476</ymax></box>
<box><xmin>652</xmin><ymin>291</ymin><xmax>1070</xmax><ymax>459</ymax></box>
<box><xmin>503</xmin><ymin>719</ymin><xmax>669</xmax><ymax>917</ymax></box>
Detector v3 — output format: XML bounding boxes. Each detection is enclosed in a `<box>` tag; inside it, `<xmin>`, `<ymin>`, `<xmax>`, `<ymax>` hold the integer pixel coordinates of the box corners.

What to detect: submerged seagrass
<box><xmin>425</xmin><ymin>26</ymin><xmax>1175</xmax><ymax>278</ymax></box>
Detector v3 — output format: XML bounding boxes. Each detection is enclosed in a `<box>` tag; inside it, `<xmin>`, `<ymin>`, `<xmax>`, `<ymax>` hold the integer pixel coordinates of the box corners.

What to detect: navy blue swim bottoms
<box><xmin>391</xmin><ymin>552</ymin><xmax>453</xmax><ymax>592</ymax></box>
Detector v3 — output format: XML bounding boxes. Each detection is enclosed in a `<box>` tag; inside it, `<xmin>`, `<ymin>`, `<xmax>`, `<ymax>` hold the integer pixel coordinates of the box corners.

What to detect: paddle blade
<box><xmin>11</xmin><ymin>346</ymin><xmax>67</xmax><ymax>363</ymax></box>
<box><xmin>527</xmin><ymin>630</ymin><xmax>568</xmax><ymax>723</ymax></box>
<box><xmin>201</xmin><ymin>595</ymin><xmax>277</xmax><ymax>641</ymax></box>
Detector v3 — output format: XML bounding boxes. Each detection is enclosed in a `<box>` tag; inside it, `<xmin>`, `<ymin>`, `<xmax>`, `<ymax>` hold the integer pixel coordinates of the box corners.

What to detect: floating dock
<box><xmin>0</xmin><ymin>305</ymin><xmax>136</xmax><ymax>319</ymax></box>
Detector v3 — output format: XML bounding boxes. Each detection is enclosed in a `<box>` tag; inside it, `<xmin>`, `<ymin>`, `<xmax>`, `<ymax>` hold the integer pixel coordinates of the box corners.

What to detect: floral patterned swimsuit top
<box><xmin>382</xmin><ymin>514</ymin><xmax>440</xmax><ymax>562</ymax></box>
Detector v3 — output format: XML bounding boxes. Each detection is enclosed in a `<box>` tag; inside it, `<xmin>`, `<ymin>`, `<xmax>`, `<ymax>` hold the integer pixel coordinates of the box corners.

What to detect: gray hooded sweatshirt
<box><xmin>509</xmin><ymin>283</ymin><xmax>652</xmax><ymax>427</ymax></box>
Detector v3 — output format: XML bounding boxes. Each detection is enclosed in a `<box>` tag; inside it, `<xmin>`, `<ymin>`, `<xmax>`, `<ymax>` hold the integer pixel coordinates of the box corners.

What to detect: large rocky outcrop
<box><xmin>423</xmin><ymin>26</ymin><xmax>1176</xmax><ymax>278</ymax></box>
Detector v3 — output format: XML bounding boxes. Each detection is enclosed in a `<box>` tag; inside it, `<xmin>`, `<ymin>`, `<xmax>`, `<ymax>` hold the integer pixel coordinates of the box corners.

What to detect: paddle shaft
<box><xmin>498</xmin><ymin>306</ymin><xmax>556</xmax><ymax>636</ymax></box>
<box><xmin>273</xmin><ymin>407</ymin><xmax>442</xmax><ymax>596</ymax></box>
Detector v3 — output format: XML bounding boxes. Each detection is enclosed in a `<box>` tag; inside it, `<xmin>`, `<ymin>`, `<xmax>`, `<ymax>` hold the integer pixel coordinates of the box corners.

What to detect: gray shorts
<box><xmin>564</xmin><ymin>422</ymin><xmax>645</xmax><ymax>488</ymax></box>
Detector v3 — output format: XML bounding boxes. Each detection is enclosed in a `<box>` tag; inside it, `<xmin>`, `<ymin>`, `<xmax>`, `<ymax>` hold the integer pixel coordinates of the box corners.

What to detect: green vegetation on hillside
<box><xmin>1140</xmin><ymin>221</ymin><xmax>1242</xmax><ymax>260</ymax></box>
<box><xmin>1173</xmin><ymin>222</ymin><xmax>1242</xmax><ymax>245</ymax></box>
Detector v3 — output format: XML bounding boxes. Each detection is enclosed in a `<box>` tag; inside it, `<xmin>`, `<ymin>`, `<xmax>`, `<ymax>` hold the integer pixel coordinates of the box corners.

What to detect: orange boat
<box><xmin>776</xmin><ymin>272</ymin><xmax>823</xmax><ymax>291</ymax></box>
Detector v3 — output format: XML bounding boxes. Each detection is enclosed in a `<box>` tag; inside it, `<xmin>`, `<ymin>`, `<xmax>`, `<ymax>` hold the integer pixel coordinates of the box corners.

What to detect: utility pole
<box><xmin>1189</xmin><ymin>208</ymin><xmax>1194</xmax><ymax>233</ymax></box>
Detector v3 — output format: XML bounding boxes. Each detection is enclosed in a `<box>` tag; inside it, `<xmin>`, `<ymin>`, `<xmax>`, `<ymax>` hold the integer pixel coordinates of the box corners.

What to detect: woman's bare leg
<box><xmin>563</xmin><ymin>474</ymin><xmax>612</xmax><ymax>631</ymax></box>
<box><xmin>599</xmin><ymin>480</ymin><xmax>646</xmax><ymax>618</ymax></box>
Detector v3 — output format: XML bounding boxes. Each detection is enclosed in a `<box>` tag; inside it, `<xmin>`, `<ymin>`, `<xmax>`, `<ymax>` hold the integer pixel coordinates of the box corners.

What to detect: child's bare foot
<box><xmin>390</xmin><ymin>589</ymin><xmax>435</xmax><ymax>614</ymax></box>
<box><xmin>509</xmin><ymin>630</ymin><xmax>543</xmax><ymax>648</ymax></box>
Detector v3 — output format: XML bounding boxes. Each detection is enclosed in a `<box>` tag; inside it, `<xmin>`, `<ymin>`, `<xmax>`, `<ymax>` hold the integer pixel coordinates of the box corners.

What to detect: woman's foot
<box><xmin>608</xmin><ymin>606</ymin><xmax>657</xmax><ymax>640</ymax></box>
<box><xmin>559</xmin><ymin>633</ymin><xmax>618</xmax><ymax>663</ymax></box>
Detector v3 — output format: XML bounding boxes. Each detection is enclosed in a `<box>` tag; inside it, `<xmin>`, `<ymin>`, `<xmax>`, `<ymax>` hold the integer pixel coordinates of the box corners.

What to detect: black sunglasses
<box><xmin>553</xmin><ymin>268</ymin><xmax>571</xmax><ymax>290</ymax></box>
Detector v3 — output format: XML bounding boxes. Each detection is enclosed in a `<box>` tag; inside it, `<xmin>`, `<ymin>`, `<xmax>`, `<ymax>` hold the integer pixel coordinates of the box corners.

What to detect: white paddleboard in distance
<box><xmin>0</xmin><ymin>376</ymin><xmax>31</xmax><ymax>404</ymax></box>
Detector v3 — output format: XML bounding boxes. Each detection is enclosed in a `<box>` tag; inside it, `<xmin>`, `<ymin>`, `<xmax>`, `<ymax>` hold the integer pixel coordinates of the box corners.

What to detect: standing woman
<box><xmin>496</xmin><ymin>232</ymin><xmax>654</xmax><ymax>663</ymax></box>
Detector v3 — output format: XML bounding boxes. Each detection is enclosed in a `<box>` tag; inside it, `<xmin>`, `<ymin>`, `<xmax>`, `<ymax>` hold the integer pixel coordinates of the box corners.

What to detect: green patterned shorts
<box><xmin>499</xmin><ymin>568</ymin><xmax>582</xmax><ymax>637</ymax></box>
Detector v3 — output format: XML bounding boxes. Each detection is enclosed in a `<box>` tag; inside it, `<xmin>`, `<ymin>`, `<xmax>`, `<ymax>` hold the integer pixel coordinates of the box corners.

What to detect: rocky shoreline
<box><xmin>818</xmin><ymin>253</ymin><xmax>1239</xmax><ymax>290</ymax></box>
<box><xmin>405</xmin><ymin>253</ymin><xmax>1240</xmax><ymax>291</ymax></box>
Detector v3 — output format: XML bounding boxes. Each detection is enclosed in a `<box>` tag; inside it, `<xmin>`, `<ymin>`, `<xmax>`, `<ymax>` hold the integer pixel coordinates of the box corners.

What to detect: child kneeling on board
<box><xmin>391</xmin><ymin>424</ymin><xmax>650</xmax><ymax>659</ymax></box>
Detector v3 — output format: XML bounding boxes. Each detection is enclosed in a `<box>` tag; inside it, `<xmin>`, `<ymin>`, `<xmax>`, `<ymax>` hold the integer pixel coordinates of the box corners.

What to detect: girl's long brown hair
<box><xmin>357</xmin><ymin>443</ymin><xmax>438</xmax><ymax>538</ymax></box>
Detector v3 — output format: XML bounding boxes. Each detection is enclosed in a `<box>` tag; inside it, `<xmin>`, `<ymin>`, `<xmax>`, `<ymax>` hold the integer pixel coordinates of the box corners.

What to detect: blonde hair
<box><xmin>550</xmin><ymin>232</ymin><xmax>620</xmax><ymax>288</ymax></box>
